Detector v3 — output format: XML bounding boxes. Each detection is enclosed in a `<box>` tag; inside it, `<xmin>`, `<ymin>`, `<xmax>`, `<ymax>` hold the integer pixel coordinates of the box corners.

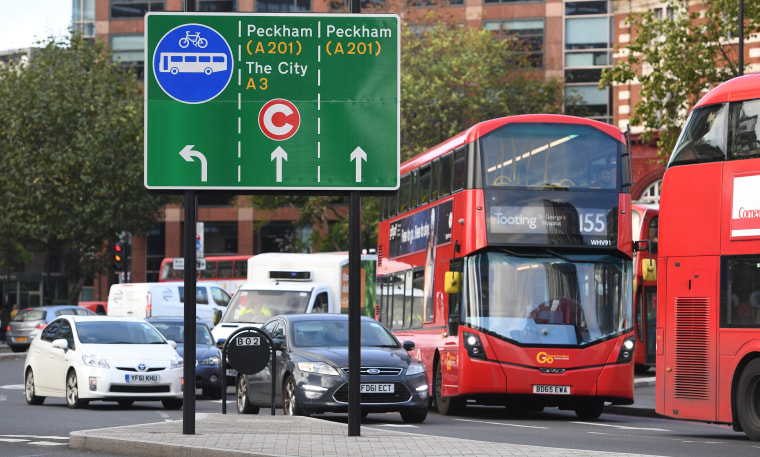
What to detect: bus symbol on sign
<box><xmin>152</xmin><ymin>23</ymin><xmax>233</xmax><ymax>104</ymax></box>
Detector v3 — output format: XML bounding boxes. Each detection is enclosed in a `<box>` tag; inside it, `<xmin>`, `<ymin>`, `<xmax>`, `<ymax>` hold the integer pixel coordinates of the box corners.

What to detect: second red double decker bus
<box><xmin>377</xmin><ymin>114</ymin><xmax>637</xmax><ymax>419</ymax></box>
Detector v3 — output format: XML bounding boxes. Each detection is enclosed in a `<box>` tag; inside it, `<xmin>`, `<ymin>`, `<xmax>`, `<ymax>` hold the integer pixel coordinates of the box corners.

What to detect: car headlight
<box><xmin>296</xmin><ymin>361</ymin><xmax>341</xmax><ymax>376</ymax></box>
<box><xmin>82</xmin><ymin>353</ymin><xmax>110</xmax><ymax>369</ymax></box>
<box><xmin>200</xmin><ymin>355</ymin><xmax>219</xmax><ymax>366</ymax></box>
<box><xmin>406</xmin><ymin>361</ymin><xmax>426</xmax><ymax>376</ymax></box>
<box><xmin>171</xmin><ymin>355</ymin><xmax>184</xmax><ymax>369</ymax></box>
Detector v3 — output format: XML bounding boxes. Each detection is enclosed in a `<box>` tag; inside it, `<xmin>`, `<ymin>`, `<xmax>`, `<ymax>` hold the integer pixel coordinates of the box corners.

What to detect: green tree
<box><xmin>599</xmin><ymin>0</ymin><xmax>760</xmax><ymax>162</ymax></box>
<box><xmin>401</xmin><ymin>21</ymin><xmax>564</xmax><ymax>159</ymax></box>
<box><xmin>0</xmin><ymin>34</ymin><xmax>170</xmax><ymax>304</ymax></box>
<box><xmin>253</xmin><ymin>21</ymin><xmax>565</xmax><ymax>251</ymax></box>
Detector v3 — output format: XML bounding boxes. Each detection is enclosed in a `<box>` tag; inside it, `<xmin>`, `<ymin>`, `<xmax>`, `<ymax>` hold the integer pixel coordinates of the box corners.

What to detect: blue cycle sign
<box><xmin>152</xmin><ymin>23</ymin><xmax>233</xmax><ymax>104</ymax></box>
<box><xmin>144</xmin><ymin>13</ymin><xmax>400</xmax><ymax>191</ymax></box>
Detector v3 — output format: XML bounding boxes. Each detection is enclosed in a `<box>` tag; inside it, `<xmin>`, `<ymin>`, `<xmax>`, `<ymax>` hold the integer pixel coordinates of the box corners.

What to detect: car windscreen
<box><xmin>150</xmin><ymin>322</ymin><xmax>215</xmax><ymax>345</ymax></box>
<box><xmin>76</xmin><ymin>321</ymin><xmax>166</xmax><ymax>344</ymax></box>
<box><xmin>14</xmin><ymin>310</ymin><xmax>46</xmax><ymax>321</ymax></box>
<box><xmin>292</xmin><ymin>320</ymin><xmax>399</xmax><ymax>348</ymax></box>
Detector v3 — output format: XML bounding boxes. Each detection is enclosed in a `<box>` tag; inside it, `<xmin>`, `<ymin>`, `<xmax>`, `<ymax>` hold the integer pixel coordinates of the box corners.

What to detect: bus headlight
<box><xmin>463</xmin><ymin>331</ymin><xmax>486</xmax><ymax>360</ymax></box>
<box><xmin>617</xmin><ymin>337</ymin><xmax>635</xmax><ymax>363</ymax></box>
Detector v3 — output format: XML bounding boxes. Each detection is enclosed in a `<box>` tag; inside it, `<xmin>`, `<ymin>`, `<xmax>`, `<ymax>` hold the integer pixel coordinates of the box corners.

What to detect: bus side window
<box><xmin>439</xmin><ymin>153</ymin><xmax>453</xmax><ymax>198</ymax></box>
<box><xmin>453</xmin><ymin>147</ymin><xmax>467</xmax><ymax>192</ymax></box>
<box><xmin>234</xmin><ymin>260</ymin><xmax>246</xmax><ymax>279</ymax></box>
<box><xmin>430</xmin><ymin>159</ymin><xmax>440</xmax><ymax>202</ymax></box>
<box><xmin>398</xmin><ymin>174</ymin><xmax>411</xmax><ymax>212</ymax></box>
<box><xmin>419</xmin><ymin>164</ymin><xmax>432</xmax><ymax>205</ymax></box>
<box><xmin>410</xmin><ymin>169</ymin><xmax>419</xmax><ymax>210</ymax></box>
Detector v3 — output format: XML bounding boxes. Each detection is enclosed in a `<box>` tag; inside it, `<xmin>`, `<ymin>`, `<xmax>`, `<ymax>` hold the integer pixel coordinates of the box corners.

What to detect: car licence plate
<box><xmin>15</xmin><ymin>336</ymin><xmax>28</xmax><ymax>343</ymax></box>
<box><xmin>226</xmin><ymin>369</ymin><xmax>237</xmax><ymax>377</ymax></box>
<box><xmin>360</xmin><ymin>383</ymin><xmax>394</xmax><ymax>393</ymax></box>
<box><xmin>533</xmin><ymin>385</ymin><xmax>570</xmax><ymax>395</ymax></box>
<box><xmin>126</xmin><ymin>374</ymin><xmax>160</xmax><ymax>383</ymax></box>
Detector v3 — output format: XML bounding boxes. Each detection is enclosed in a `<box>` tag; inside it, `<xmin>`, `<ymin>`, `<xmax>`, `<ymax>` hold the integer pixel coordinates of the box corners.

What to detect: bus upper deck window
<box><xmin>730</xmin><ymin>99</ymin><xmax>760</xmax><ymax>159</ymax></box>
<box><xmin>669</xmin><ymin>103</ymin><xmax>728</xmax><ymax>167</ymax></box>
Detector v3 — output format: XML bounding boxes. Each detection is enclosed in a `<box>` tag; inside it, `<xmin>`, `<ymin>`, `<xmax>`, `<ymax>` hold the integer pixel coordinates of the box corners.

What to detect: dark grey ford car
<box><xmin>235</xmin><ymin>314</ymin><xmax>429</xmax><ymax>423</ymax></box>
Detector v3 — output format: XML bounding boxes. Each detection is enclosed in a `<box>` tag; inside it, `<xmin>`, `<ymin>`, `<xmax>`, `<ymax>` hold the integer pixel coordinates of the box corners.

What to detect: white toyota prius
<box><xmin>23</xmin><ymin>315</ymin><xmax>184</xmax><ymax>409</ymax></box>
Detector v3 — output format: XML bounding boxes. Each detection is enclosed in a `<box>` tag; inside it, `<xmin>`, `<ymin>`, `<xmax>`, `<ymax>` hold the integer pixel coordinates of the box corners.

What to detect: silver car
<box><xmin>7</xmin><ymin>305</ymin><xmax>95</xmax><ymax>353</ymax></box>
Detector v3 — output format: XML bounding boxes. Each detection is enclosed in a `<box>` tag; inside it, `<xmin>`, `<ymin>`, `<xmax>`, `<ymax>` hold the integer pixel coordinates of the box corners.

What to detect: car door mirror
<box><xmin>52</xmin><ymin>338</ymin><xmax>69</xmax><ymax>350</ymax></box>
<box><xmin>403</xmin><ymin>340</ymin><xmax>415</xmax><ymax>351</ymax></box>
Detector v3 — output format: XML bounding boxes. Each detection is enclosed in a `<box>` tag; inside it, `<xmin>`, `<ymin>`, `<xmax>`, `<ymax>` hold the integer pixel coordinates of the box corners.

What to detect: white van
<box><xmin>107</xmin><ymin>282</ymin><xmax>230</xmax><ymax>328</ymax></box>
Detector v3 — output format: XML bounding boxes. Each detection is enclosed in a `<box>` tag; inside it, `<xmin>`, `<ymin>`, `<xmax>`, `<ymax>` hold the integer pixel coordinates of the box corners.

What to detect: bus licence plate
<box><xmin>126</xmin><ymin>374</ymin><xmax>160</xmax><ymax>383</ymax></box>
<box><xmin>533</xmin><ymin>385</ymin><xmax>570</xmax><ymax>395</ymax></box>
<box><xmin>360</xmin><ymin>384</ymin><xmax>394</xmax><ymax>393</ymax></box>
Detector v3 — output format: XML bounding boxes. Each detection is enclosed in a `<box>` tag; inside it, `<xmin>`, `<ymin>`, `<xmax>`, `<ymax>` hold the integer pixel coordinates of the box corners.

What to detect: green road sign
<box><xmin>145</xmin><ymin>13</ymin><xmax>400</xmax><ymax>191</ymax></box>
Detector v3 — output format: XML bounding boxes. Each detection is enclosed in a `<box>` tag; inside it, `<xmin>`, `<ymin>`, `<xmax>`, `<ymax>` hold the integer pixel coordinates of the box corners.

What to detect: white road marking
<box><xmin>455</xmin><ymin>418</ymin><xmax>549</xmax><ymax>429</ymax></box>
<box><xmin>573</xmin><ymin>421</ymin><xmax>669</xmax><ymax>432</ymax></box>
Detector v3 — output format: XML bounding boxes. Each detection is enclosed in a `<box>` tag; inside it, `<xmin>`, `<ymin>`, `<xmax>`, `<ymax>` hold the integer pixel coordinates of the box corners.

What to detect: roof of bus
<box><xmin>400</xmin><ymin>114</ymin><xmax>626</xmax><ymax>174</ymax></box>
<box><xmin>693</xmin><ymin>72</ymin><xmax>760</xmax><ymax>109</ymax></box>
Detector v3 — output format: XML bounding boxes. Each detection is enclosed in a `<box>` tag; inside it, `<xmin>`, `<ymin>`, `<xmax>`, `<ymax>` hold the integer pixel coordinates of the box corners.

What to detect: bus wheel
<box><xmin>574</xmin><ymin>400</ymin><xmax>604</xmax><ymax>420</ymax></box>
<box><xmin>736</xmin><ymin>359</ymin><xmax>760</xmax><ymax>441</ymax></box>
<box><xmin>434</xmin><ymin>361</ymin><xmax>465</xmax><ymax>415</ymax></box>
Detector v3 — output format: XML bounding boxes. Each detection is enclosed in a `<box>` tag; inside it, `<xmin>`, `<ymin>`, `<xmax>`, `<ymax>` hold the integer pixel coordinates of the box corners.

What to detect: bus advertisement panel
<box><xmin>656</xmin><ymin>73</ymin><xmax>760</xmax><ymax>441</ymax></box>
<box><xmin>377</xmin><ymin>114</ymin><xmax>637</xmax><ymax>420</ymax></box>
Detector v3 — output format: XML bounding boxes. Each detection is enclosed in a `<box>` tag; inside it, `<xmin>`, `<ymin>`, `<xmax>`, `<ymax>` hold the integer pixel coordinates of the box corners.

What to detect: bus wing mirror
<box><xmin>633</xmin><ymin>240</ymin><xmax>650</xmax><ymax>252</ymax></box>
<box><xmin>444</xmin><ymin>271</ymin><xmax>461</xmax><ymax>294</ymax></box>
<box><xmin>642</xmin><ymin>259</ymin><xmax>657</xmax><ymax>282</ymax></box>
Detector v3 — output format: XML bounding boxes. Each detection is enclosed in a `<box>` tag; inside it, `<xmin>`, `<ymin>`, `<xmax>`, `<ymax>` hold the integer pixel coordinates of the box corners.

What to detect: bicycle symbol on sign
<box><xmin>179</xmin><ymin>31</ymin><xmax>208</xmax><ymax>48</ymax></box>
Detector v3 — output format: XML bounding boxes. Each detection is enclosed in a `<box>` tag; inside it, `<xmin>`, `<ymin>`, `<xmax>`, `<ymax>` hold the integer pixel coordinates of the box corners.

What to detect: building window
<box><xmin>197</xmin><ymin>0</ymin><xmax>236</xmax><ymax>11</ymax></box>
<box><xmin>484</xmin><ymin>19</ymin><xmax>545</xmax><ymax>68</ymax></box>
<box><xmin>111</xmin><ymin>34</ymin><xmax>144</xmax><ymax>78</ymax></box>
<box><xmin>111</xmin><ymin>1</ymin><xmax>165</xmax><ymax>19</ymax></box>
<box><xmin>565</xmin><ymin>1</ymin><xmax>606</xmax><ymax>15</ymax></box>
<box><xmin>73</xmin><ymin>0</ymin><xmax>96</xmax><ymax>40</ymax></box>
<box><xmin>638</xmin><ymin>179</ymin><xmax>662</xmax><ymax>204</ymax></box>
<box><xmin>564</xmin><ymin>1</ymin><xmax>613</xmax><ymax>124</ymax></box>
<box><xmin>565</xmin><ymin>84</ymin><xmax>610</xmax><ymax>120</ymax></box>
<box><xmin>256</xmin><ymin>0</ymin><xmax>310</xmax><ymax>12</ymax></box>
<box><xmin>565</xmin><ymin>16</ymin><xmax>609</xmax><ymax>50</ymax></box>
<box><xmin>484</xmin><ymin>0</ymin><xmax>541</xmax><ymax>4</ymax></box>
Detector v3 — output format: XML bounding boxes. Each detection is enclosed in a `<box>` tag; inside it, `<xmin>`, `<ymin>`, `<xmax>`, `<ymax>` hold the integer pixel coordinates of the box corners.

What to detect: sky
<box><xmin>0</xmin><ymin>0</ymin><xmax>73</xmax><ymax>51</ymax></box>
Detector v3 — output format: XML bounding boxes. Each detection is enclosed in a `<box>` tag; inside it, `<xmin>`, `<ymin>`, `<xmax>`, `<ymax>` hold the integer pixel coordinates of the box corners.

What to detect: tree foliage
<box><xmin>599</xmin><ymin>0</ymin><xmax>760</xmax><ymax>162</ymax></box>
<box><xmin>0</xmin><ymin>34</ymin><xmax>170</xmax><ymax>304</ymax></box>
<box><xmin>253</xmin><ymin>21</ymin><xmax>565</xmax><ymax>251</ymax></box>
<box><xmin>400</xmin><ymin>21</ymin><xmax>564</xmax><ymax>159</ymax></box>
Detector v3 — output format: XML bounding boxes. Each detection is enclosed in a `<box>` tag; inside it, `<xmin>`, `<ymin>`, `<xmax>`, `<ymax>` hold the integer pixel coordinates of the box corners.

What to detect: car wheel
<box><xmin>434</xmin><ymin>360</ymin><xmax>465</xmax><ymax>415</ymax></box>
<box><xmin>574</xmin><ymin>400</ymin><xmax>604</xmax><ymax>420</ymax></box>
<box><xmin>118</xmin><ymin>399</ymin><xmax>134</xmax><ymax>408</ymax></box>
<box><xmin>66</xmin><ymin>370</ymin><xmax>89</xmax><ymax>409</ymax></box>
<box><xmin>283</xmin><ymin>376</ymin><xmax>305</xmax><ymax>416</ymax></box>
<box><xmin>162</xmin><ymin>398</ymin><xmax>183</xmax><ymax>410</ymax></box>
<box><xmin>236</xmin><ymin>375</ymin><xmax>259</xmax><ymax>414</ymax></box>
<box><xmin>400</xmin><ymin>408</ymin><xmax>427</xmax><ymax>423</ymax></box>
<box><xmin>24</xmin><ymin>369</ymin><xmax>44</xmax><ymax>405</ymax></box>
<box><xmin>736</xmin><ymin>358</ymin><xmax>760</xmax><ymax>441</ymax></box>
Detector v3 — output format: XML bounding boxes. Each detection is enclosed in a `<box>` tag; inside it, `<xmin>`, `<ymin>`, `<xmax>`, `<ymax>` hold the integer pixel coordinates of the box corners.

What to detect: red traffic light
<box><xmin>113</xmin><ymin>243</ymin><xmax>126</xmax><ymax>271</ymax></box>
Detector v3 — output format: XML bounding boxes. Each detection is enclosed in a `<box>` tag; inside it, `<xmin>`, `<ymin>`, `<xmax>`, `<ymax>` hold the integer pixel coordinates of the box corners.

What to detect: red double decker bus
<box><xmin>632</xmin><ymin>201</ymin><xmax>659</xmax><ymax>373</ymax></box>
<box><xmin>376</xmin><ymin>114</ymin><xmax>637</xmax><ymax>419</ymax></box>
<box><xmin>656</xmin><ymin>73</ymin><xmax>760</xmax><ymax>441</ymax></box>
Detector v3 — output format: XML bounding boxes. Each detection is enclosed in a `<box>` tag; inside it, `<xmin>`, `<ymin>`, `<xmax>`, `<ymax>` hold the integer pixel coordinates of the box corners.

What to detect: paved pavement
<box><xmin>4</xmin><ymin>340</ymin><xmax>660</xmax><ymax>456</ymax></box>
<box><xmin>67</xmin><ymin>377</ymin><xmax>659</xmax><ymax>457</ymax></box>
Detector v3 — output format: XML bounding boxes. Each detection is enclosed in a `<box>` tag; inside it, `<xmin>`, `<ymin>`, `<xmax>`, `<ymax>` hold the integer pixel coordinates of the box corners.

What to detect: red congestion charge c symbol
<box><xmin>258</xmin><ymin>99</ymin><xmax>300</xmax><ymax>141</ymax></box>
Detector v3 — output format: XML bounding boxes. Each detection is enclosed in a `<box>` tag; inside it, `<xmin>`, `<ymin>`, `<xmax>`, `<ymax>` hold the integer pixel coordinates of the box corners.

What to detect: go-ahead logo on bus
<box><xmin>152</xmin><ymin>24</ymin><xmax>233</xmax><ymax>104</ymax></box>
